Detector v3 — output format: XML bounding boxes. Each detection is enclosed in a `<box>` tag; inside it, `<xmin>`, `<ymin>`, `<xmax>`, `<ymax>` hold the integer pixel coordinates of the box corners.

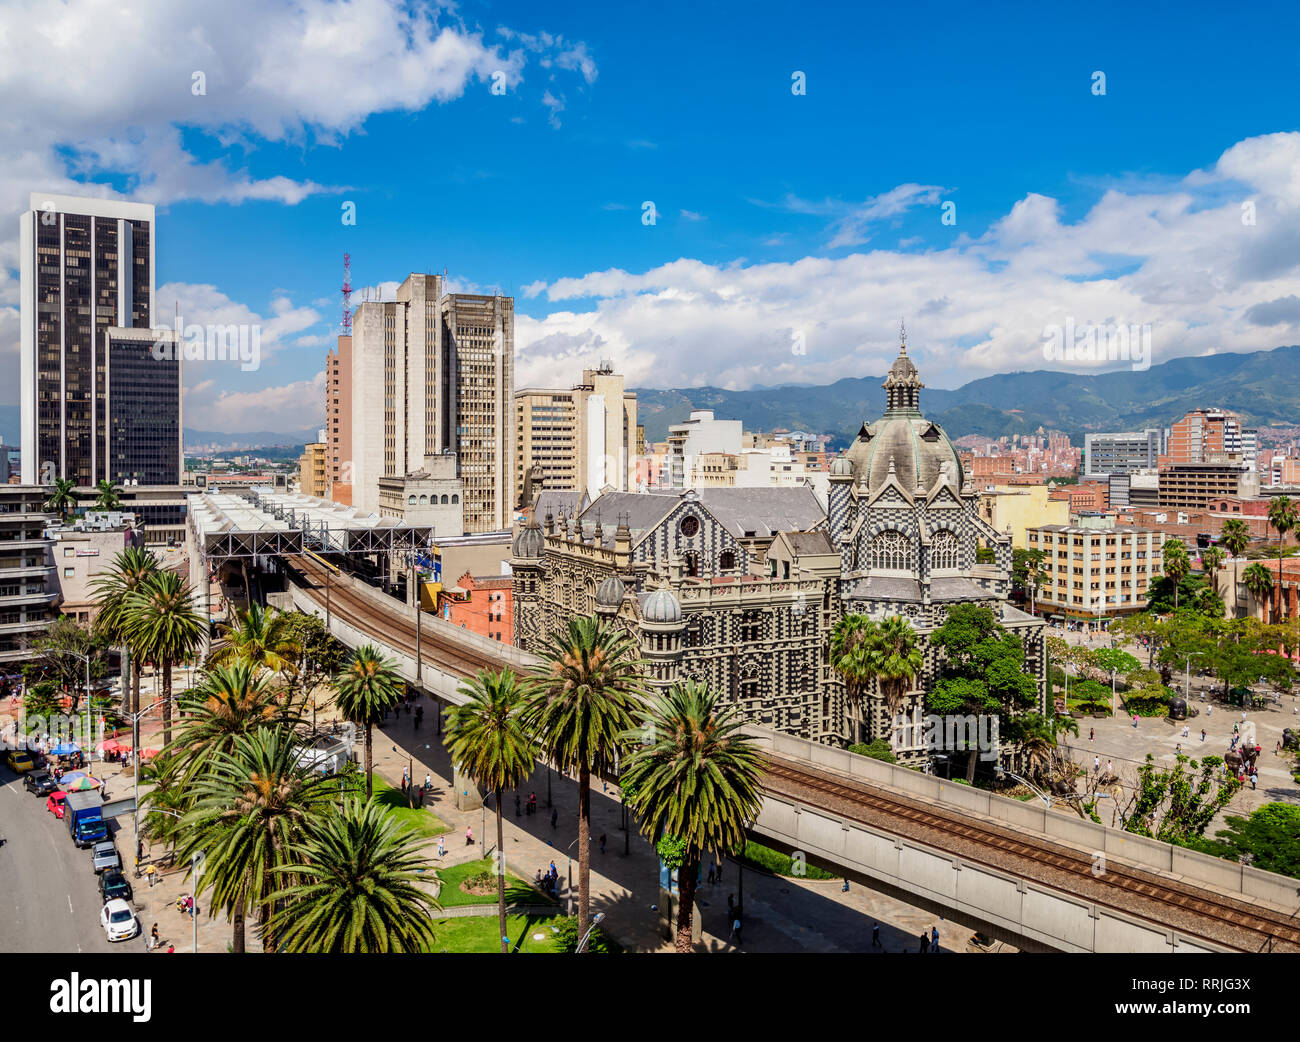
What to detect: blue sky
<box><xmin>3</xmin><ymin>0</ymin><xmax>1300</xmax><ymax>432</ymax></box>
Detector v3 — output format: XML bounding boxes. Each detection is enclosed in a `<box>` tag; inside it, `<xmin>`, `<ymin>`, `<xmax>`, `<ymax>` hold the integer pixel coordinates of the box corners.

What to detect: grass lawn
<box><xmin>427</xmin><ymin>913</ymin><xmax>563</xmax><ymax>953</ymax></box>
<box><xmin>371</xmin><ymin>776</ymin><xmax>449</xmax><ymax>839</ymax></box>
<box><xmin>434</xmin><ymin>858</ymin><xmax>557</xmax><ymax>908</ymax></box>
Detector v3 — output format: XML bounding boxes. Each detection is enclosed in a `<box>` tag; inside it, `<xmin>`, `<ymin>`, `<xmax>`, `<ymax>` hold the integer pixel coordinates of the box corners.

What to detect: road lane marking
<box><xmin>67</xmin><ymin>894</ymin><xmax>74</xmax><ymax>915</ymax></box>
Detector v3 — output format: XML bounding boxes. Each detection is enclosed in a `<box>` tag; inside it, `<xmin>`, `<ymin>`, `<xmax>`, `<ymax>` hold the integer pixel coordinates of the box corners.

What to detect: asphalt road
<box><xmin>0</xmin><ymin>767</ymin><xmax>136</xmax><ymax>954</ymax></box>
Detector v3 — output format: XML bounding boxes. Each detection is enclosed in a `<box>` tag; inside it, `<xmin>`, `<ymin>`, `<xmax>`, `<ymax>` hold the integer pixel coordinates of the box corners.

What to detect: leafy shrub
<box><xmin>551</xmin><ymin>915</ymin><xmax>615</xmax><ymax>954</ymax></box>
<box><xmin>740</xmin><ymin>841</ymin><xmax>836</xmax><ymax>880</ymax></box>
<box><xmin>848</xmin><ymin>739</ymin><xmax>897</xmax><ymax>764</ymax></box>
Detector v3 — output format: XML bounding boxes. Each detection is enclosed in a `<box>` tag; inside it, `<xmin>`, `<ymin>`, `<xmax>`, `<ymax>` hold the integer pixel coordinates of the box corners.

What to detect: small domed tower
<box><xmin>639</xmin><ymin>587</ymin><xmax>684</xmax><ymax>691</ymax></box>
<box><xmin>594</xmin><ymin>575</ymin><xmax>626</xmax><ymax>619</ymax></box>
<box><xmin>510</xmin><ymin>519</ymin><xmax>545</xmax><ymax>650</ymax></box>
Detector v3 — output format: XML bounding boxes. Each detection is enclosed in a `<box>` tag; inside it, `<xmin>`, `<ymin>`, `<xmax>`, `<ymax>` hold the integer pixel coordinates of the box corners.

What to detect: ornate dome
<box><xmin>642</xmin><ymin>588</ymin><xmax>682</xmax><ymax>624</ymax></box>
<box><xmin>512</xmin><ymin>521</ymin><xmax>544</xmax><ymax>560</ymax></box>
<box><xmin>829</xmin><ymin>456</ymin><xmax>854</xmax><ymax>477</ymax></box>
<box><xmin>842</xmin><ymin>336</ymin><xmax>963</xmax><ymax>496</ymax></box>
<box><xmin>595</xmin><ymin>575</ymin><xmax>626</xmax><ymax>609</ymax></box>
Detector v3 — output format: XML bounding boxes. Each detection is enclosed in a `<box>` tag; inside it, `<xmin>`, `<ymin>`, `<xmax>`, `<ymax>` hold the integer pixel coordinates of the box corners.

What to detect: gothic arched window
<box><xmin>932</xmin><ymin>530</ymin><xmax>959</xmax><ymax>571</ymax></box>
<box><xmin>870</xmin><ymin>530</ymin><xmax>914</xmax><ymax>571</ymax></box>
<box><xmin>719</xmin><ymin>549</ymin><xmax>737</xmax><ymax>572</ymax></box>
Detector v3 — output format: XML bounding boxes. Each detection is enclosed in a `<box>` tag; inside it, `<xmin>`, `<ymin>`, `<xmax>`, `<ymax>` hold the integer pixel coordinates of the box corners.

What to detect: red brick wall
<box><xmin>441</xmin><ymin>571</ymin><xmax>513</xmax><ymax>644</ymax></box>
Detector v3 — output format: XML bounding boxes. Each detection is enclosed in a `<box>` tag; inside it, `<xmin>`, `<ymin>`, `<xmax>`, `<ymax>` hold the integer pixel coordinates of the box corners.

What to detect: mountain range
<box><xmin>632</xmin><ymin>344</ymin><xmax>1300</xmax><ymax>447</ymax></box>
<box><xmin>2</xmin><ymin>344</ymin><xmax>1297</xmax><ymax>457</ymax></box>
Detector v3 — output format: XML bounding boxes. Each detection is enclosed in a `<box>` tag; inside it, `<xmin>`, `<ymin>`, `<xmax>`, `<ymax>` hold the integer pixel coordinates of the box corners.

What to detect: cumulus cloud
<box><xmin>515</xmin><ymin>133</ymin><xmax>1300</xmax><ymax>391</ymax></box>
<box><xmin>185</xmin><ymin>371</ymin><xmax>327</xmax><ymax>434</ymax></box>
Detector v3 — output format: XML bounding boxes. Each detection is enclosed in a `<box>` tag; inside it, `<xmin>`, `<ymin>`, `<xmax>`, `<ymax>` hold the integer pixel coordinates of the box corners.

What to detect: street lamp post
<box><xmin>411</xmin><ymin>556</ymin><xmax>422</xmax><ymax>685</ymax></box>
<box><xmin>575</xmin><ymin>912</ymin><xmax>605</xmax><ymax>953</ymax></box>
<box><xmin>128</xmin><ymin>698</ymin><xmax>168</xmax><ymax>870</ymax></box>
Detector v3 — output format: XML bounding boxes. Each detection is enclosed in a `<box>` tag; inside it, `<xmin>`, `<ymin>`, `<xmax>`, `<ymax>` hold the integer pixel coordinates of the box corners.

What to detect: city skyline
<box><xmin>1</xmin><ymin>0</ymin><xmax>1299</xmax><ymax>437</ymax></box>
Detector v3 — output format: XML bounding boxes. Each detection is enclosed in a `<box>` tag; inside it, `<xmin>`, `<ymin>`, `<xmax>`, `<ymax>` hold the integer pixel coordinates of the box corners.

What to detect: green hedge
<box><xmin>848</xmin><ymin>739</ymin><xmax>897</xmax><ymax>764</ymax></box>
<box><xmin>740</xmin><ymin>841</ymin><xmax>836</xmax><ymax>880</ymax></box>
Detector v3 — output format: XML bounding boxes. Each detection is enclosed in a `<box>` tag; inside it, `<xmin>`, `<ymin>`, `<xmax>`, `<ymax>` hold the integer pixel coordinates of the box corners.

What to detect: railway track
<box><xmin>763</xmin><ymin>756</ymin><xmax>1300</xmax><ymax>953</ymax></box>
<box><xmin>283</xmin><ymin>553</ymin><xmax>513</xmax><ymax>681</ymax></box>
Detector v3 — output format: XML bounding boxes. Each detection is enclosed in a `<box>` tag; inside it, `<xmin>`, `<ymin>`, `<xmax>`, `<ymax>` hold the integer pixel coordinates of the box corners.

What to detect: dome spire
<box><xmin>882</xmin><ymin>321</ymin><xmax>923</xmax><ymax>414</ymax></box>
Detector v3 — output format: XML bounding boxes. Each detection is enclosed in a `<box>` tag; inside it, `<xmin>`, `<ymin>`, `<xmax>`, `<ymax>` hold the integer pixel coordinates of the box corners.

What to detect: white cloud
<box><xmin>515</xmin><ymin>133</ymin><xmax>1300</xmax><ymax>391</ymax></box>
<box><xmin>185</xmin><ymin>372</ymin><xmax>327</xmax><ymax>433</ymax></box>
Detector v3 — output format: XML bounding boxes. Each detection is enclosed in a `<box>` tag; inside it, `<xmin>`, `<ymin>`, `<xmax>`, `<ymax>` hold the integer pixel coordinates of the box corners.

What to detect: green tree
<box><xmin>92</xmin><ymin>479</ymin><xmax>121</xmax><ymax>511</ymax></box>
<box><xmin>211</xmin><ymin>603</ymin><xmax>301</xmax><ymax>679</ymax></box>
<box><xmin>123</xmin><ymin>570</ymin><xmax>203</xmax><ymax>747</ymax></box>
<box><xmin>929</xmin><ymin>603</ymin><xmax>1038</xmax><ymax>781</ymax></box>
<box><xmin>830</xmin><ymin>614</ymin><xmax>876</xmax><ymax>745</ymax></box>
<box><xmin>91</xmin><ymin>547</ymin><xmax>160</xmax><ymax>714</ymax></box>
<box><xmin>1267</xmin><ymin>495</ymin><xmax>1297</xmax><ymax>620</ymax></box>
<box><xmin>179</xmin><ymin>725</ymin><xmax>335</xmax><ymax>953</ymax></box>
<box><xmin>1242</xmin><ymin>561</ymin><xmax>1276</xmax><ymax>622</ymax></box>
<box><xmin>1011</xmin><ymin>547</ymin><xmax>1045</xmax><ymax>613</ymax></box>
<box><xmin>43</xmin><ymin>477</ymin><xmax>78</xmax><ymax>521</ymax></box>
<box><xmin>30</xmin><ymin>616</ymin><xmax>107</xmax><ymax>715</ymax></box>
<box><xmin>167</xmin><ymin>662</ymin><xmax>284</xmax><ymax>787</ymax></box>
<box><xmin>1003</xmin><ymin>711</ymin><xmax>1077</xmax><ymax>783</ymax></box>
<box><xmin>445</xmin><ymin>668</ymin><xmax>538</xmax><ymax>952</ymax></box>
<box><xmin>867</xmin><ymin>615</ymin><xmax>925</xmax><ymax>721</ymax></box>
<box><xmin>1220</xmin><ymin>517</ymin><xmax>1251</xmax><ymax>618</ymax></box>
<box><xmin>279</xmin><ymin>610</ymin><xmax>348</xmax><ymax>703</ymax></box>
<box><xmin>1161</xmin><ymin>539</ymin><xmax>1191</xmax><ymax>612</ymax></box>
<box><xmin>1121</xmin><ymin>753</ymin><xmax>1239</xmax><ymax>844</ymax></box>
<box><xmin>523</xmin><ymin>615</ymin><xmax>644</xmax><ymax>945</ymax></box>
<box><xmin>620</xmin><ymin>680</ymin><xmax>764</xmax><ymax>952</ymax></box>
<box><xmin>332</xmin><ymin>645</ymin><xmax>404</xmax><ymax>801</ymax></box>
<box><xmin>1193</xmin><ymin>803</ymin><xmax>1300</xmax><ymax>879</ymax></box>
<box><xmin>267</xmin><ymin>798</ymin><xmax>440</xmax><ymax>952</ymax></box>
<box><xmin>1200</xmin><ymin>545</ymin><xmax>1225</xmax><ymax>576</ymax></box>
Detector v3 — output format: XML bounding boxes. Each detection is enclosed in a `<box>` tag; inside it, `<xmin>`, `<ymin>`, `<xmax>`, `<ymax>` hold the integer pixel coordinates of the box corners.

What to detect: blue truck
<box><xmin>65</xmin><ymin>791</ymin><xmax>108</xmax><ymax>848</ymax></box>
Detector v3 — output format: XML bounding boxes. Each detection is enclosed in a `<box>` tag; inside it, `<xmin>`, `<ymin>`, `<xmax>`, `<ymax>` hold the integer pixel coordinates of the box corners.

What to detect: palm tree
<box><xmin>91</xmin><ymin>547</ymin><xmax>160</xmax><ymax>714</ymax></box>
<box><xmin>866</xmin><ymin>615</ymin><xmax>925</xmax><ymax>721</ymax></box>
<box><xmin>1201</xmin><ymin>545</ymin><xmax>1224</xmax><ymax>576</ymax></box>
<box><xmin>267</xmin><ymin>798</ymin><xmax>440</xmax><ymax>953</ymax></box>
<box><xmin>43</xmin><ymin>477</ymin><xmax>78</xmax><ymax>521</ymax></box>
<box><xmin>523</xmin><ymin>615</ymin><xmax>644</xmax><ymax>946</ymax></box>
<box><xmin>1242</xmin><ymin>563</ymin><xmax>1276</xmax><ymax>621</ymax></box>
<box><xmin>1220</xmin><ymin>518</ymin><xmax>1250</xmax><ymax>618</ymax></box>
<box><xmin>445</xmin><ymin>668</ymin><xmax>537</xmax><ymax>953</ymax></box>
<box><xmin>211</xmin><ymin>604</ymin><xmax>301</xmax><ymax>678</ymax></box>
<box><xmin>92</xmin><ymin>479</ymin><xmax>121</xmax><ymax>511</ymax></box>
<box><xmin>620</xmin><ymin>680</ymin><xmax>764</xmax><ymax>952</ymax></box>
<box><xmin>178</xmin><ymin>725</ymin><xmax>334</xmax><ymax>953</ymax></box>
<box><xmin>1266</xmin><ymin>496</ymin><xmax>1297</xmax><ymax>621</ymax></box>
<box><xmin>332</xmin><ymin>645</ymin><xmax>404</xmax><ymax>800</ymax></box>
<box><xmin>167</xmin><ymin>662</ymin><xmax>284</xmax><ymax>785</ymax></box>
<box><xmin>830</xmin><ymin>613</ymin><xmax>876</xmax><ymax>745</ymax></box>
<box><xmin>1162</xmin><ymin>539</ymin><xmax>1190</xmax><ymax>612</ymax></box>
<box><xmin>123</xmin><ymin>569</ymin><xmax>203</xmax><ymax>746</ymax></box>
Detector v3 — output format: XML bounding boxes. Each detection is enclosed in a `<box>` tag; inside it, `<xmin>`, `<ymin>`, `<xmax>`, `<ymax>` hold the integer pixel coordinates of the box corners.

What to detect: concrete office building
<box><xmin>665</xmin><ymin>411</ymin><xmax>743</xmax><ymax>488</ymax></box>
<box><xmin>515</xmin><ymin>362</ymin><xmax>637</xmax><ymax>505</ymax></box>
<box><xmin>298</xmin><ymin>441</ymin><xmax>327</xmax><ymax>498</ymax></box>
<box><xmin>1083</xmin><ymin>428</ymin><xmax>1166</xmax><ymax>480</ymax></box>
<box><xmin>1027</xmin><ymin>522</ymin><xmax>1165</xmax><ymax>620</ymax></box>
<box><xmin>1164</xmin><ymin>409</ymin><xmax>1256</xmax><ymax>472</ymax></box>
<box><xmin>349</xmin><ymin>274</ymin><xmax>513</xmax><ymax>533</ymax></box>
<box><xmin>1158</xmin><ymin>462</ymin><xmax>1256</xmax><ymax>509</ymax></box>
<box><xmin>0</xmin><ymin>487</ymin><xmax>58</xmax><ymax>664</ymax></box>
<box><xmin>19</xmin><ymin>193</ymin><xmax>156</xmax><ymax>487</ymax></box>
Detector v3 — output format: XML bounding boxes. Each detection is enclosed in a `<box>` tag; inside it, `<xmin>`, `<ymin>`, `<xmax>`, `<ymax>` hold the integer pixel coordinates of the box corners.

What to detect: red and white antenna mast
<box><xmin>341</xmin><ymin>252</ymin><xmax>353</xmax><ymax>335</ymax></box>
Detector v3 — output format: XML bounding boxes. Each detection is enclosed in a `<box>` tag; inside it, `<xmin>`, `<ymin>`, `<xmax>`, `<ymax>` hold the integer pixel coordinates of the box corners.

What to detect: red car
<box><xmin>46</xmin><ymin>791</ymin><xmax>67</xmax><ymax>819</ymax></box>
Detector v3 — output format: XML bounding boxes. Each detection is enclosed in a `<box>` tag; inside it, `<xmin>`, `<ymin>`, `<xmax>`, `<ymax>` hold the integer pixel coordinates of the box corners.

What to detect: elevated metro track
<box><xmin>281</xmin><ymin>551</ymin><xmax>1300</xmax><ymax>952</ymax></box>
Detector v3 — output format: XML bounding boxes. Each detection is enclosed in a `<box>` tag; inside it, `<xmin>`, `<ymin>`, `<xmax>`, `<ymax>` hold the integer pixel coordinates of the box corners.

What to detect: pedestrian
<box><xmin>1201</xmin><ymin>729</ymin><xmax>1207</xmax><ymax>742</ymax></box>
<box><xmin>707</xmin><ymin>861</ymin><xmax>716</xmax><ymax>885</ymax></box>
<box><xmin>918</xmin><ymin>931</ymin><xmax>928</xmax><ymax>953</ymax></box>
<box><xmin>529</xmin><ymin>791</ymin><xmax>536</xmax><ymax>815</ymax></box>
<box><xmin>871</xmin><ymin>922</ymin><xmax>881</xmax><ymax>949</ymax></box>
<box><xmin>400</xmin><ymin>774</ymin><xmax>408</xmax><ymax>796</ymax></box>
<box><xmin>1106</xmin><ymin>760</ymin><xmax>1113</xmax><ymax>776</ymax></box>
<box><xmin>727</xmin><ymin>893</ymin><xmax>735</xmax><ymax>916</ymax></box>
<box><xmin>931</xmin><ymin>926</ymin><xmax>940</xmax><ymax>952</ymax></box>
<box><xmin>599</xmin><ymin>832</ymin><xmax>606</xmax><ymax>855</ymax></box>
<box><xmin>437</xmin><ymin>835</ymin><xmax>445</xmax><ymax>858</ymax></box>
<box><xmin>1175</xmin><ymin>743</ymin><xmax>1181</xmax><ymax>755</ymax></box>
<box><xmin>1132</xmin><ymin>713</ymin><xmax>1138</xmax><ymax>729</ymax></box>
<box><xmin>1093</xmin><ymin>755</ymin><xmax>1100</xmax><ymax>773</ymax></box>
<box><xmin>841</xmin><ymin>878</ymin><xmax>850</xmax><ymax>893</ymax></box>
<box><xmin>1208</xmin><ymin>705</ymin><xmax>1212</xmax><ymax>717</ymax></box>
<box><xmin>466</xmin><ymin>825</ymin><xmax>473</xmax><ymax>845</ymax></box>
<box><xmin>424</xmin><ymin>772</ymin><xmax>431</xmax><ymax>794</ymax></box>
<box><xmin>1089</xmin><ymin>727</ymin><xmax>1095</xmax><ymax>742</ymax></box>
<box><xmin>716</xmin><ymin>859</ymin><xmax>723</xmax><ymax>884</ymax></box>
<box><xmin>551</xmin><ymin>806</ymin><xmax>558</xmax><ymax>830</ymax></box>
<box><xmin>515</xmin><ymin>792</ymin><xmax>522</xmax><ymax>817</ymax></box>
<box><xmin>413</xmin><ymin>709</ymin><xmax>421</xmax><ymax>731</ymax></box>
<box><xmin>417</xmin><ymin>786</ymin><xmax>426</xmax><ymax>808</ymax></box>
<box><xmin>149</xmin><ymin>924</ymin><xmax>159</xmax><ymax>950</ymax></box>
<box><xmin>1242</xmin><ymin>710</ymin><xmax>1247</xmax><ymax>723</ymax></box>
<box><xmin>1250</xmin><ymin>771</ymin><xmax>1257</xmax><ymax>791</ymax></box>
<box><xmin>730</xmin><ymin>917</ymin><xmax>742</xmax><ymax>945</ymax></box>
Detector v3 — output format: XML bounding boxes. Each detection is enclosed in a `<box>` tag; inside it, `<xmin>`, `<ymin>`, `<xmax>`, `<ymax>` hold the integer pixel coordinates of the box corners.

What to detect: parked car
<box><xmin>99</xmin><ymin>899</ymin><xmax>139</xmax><ymax>942</ymax></box>
<box><xmin>23</xmin><ymin>770</ymin><xmax>57</xmax><ymax>796</ymax></box>
<box><xmin>98</xmin><ymin>869</ymin><xmax>132</xmax><ymax>905</ymax></box>
<box><xmin>4</xmin><ymin>750</ymin><xmax>35</xmax><ymax>773</ymax></box>
<box><xmin>46</xmin><ymin>791</ymin><xmax>68</xmax><ymax>819</ymax></box>
<box><xmin>90</xmin><ymin>840</ymin><xmax>120</xmax><ymax>874</ymax></box>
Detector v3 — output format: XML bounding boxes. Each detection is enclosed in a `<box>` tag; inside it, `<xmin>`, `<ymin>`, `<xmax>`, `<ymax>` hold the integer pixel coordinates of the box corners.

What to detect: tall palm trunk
<box><xmin>364</xmin><ymin>720</ymin><xmax>373</xmax><ymax>801</ymax></box>
<box><xmin>577</xmin><ymin>764</ymin><xmax>591</xmax><ymax>945</ymax></box>
<box><xmin>1278</xmin><ymin>544</ymin><xmax>1286</xmax><ymax>623</ymax></box>
<box><xmin>261</xmin><ymin>864</ymin><xmax>277</xmax><ymax>953</ymax></box>
<box><xmin>495</xmin><ymin>788</ymin><xmax>507</xmax><ymax>954</ymax></box>
<box><xmin>131</xmin><ymin>658</ymin><xmax>141</xmax><ymax>716</ymax></box>
<box><xmin>675</xmin><ymin>856</ymin><xmax>699</xmax><ymax>952</ymax></box>
<box><xmin>162</xmin><ymin>656</ymin><xmax>174</xmax><ymax>747</ymax></box>
<box><xmin>232</xmin><ymin>899</ymin><xmax>246</xmax><ymax>954</ymax></box>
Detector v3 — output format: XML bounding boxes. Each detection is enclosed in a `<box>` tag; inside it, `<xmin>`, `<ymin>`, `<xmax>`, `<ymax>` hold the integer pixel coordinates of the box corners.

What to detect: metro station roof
<box><xmin>188</xmin><ymin>488</ymin><xmax>432</xmax><ymax>560</ymax></box>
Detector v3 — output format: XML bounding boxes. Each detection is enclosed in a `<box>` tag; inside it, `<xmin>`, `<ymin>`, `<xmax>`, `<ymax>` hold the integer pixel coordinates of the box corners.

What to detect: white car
<box><xmin>100</xmin><ymin>899</ymin><xmax>139</xmax><ymax>942</ymax></box>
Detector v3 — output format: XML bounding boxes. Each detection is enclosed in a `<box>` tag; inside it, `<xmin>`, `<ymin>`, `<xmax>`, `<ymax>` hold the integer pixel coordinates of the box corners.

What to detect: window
<box><xmin>419</xmin><ymin>495</ymin><xmax>428</xmax><ymax>505</ymax></box>
<box><xmin>451</xmin><ymin>494</ymin><xmax>459</xmax><ymax>504</ymax></box>
<box><xmin>679</xmin><ymin>515</ymin><xmax>700</xmax><ymax>537</ymax></box>
<box><xmin>408</xmin><ymin>495</ymin><xmax>417</xmax><ymax>505</ymax></box>
<box><xmin>740</xmin><ymin>612</ymin><xmax>761</xmax><ymax>642</ymax></box>
<box><xmin>719</xmin><ymin>550</ymin><xmax>736</xmax><ymax>571</ymax></box>
<box><xmin>64</xmin><ymin>567</ymin><xmax>75</xmax><ymax>578</ymax></box>
<box><xmin>931</xmin><ymin>530</ymin><xmax>959</xmax><ymax>570</ymax></box>
<box><xmin>870</xmin><ymin>530</ymin><xmax>914</xmax><ymax>571</ymax></box>
<box><xmin>440</xmin><ymin>495</ymin><xmax>449</xmax><ymax>504</ymax></box>
<box><xmin>684</xmin><ymin>551</ymin><xmax>700</xmax><ymax>577</ymax></box>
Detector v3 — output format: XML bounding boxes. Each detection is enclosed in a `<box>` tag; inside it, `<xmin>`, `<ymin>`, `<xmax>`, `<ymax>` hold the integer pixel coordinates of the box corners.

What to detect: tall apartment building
<box><xmin>324</xmin><ymin>334</ymin><xmax>352</xmax><ymax>505</ymax></box>
<box><xmin>665</xmin><ymin>411</ymin><xmax>743</xmax><ymax>488</ymax></box>
<box><xmin>0</xmin><ymin>486</ymin><xmax>58</xmax><ymax>664</ymax></box>
<box><xmin>350</xmin><ymin>274</ymin><xmax>513</xmax><ymax>533</ymax></box>
<box><xmin>1164</xmin><ymin>409</ymin><xmax>1255</xmax><ymax>471</ymax></box>
<box><xmin>514</xmin><ymin>362</ymin><xmax>637</xmax><ymax>504</ymax></box>
<box><xmin>1027</xmin><ymin>522</ymin><xmax>1165</xmax><ymax>620</ymax></box>
<box><xmin>1083</xmin><ymin>428</ymin><xmax>1166</xmax><ymax>479</ymax></box>
<box><xmin>19</xmin><ymin>193</ymin><xmax>158</xmax><ymax>486</ymax></box>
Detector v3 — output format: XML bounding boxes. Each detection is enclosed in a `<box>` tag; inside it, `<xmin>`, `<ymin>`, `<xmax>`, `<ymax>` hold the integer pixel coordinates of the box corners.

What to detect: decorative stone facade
<box><xmin>512</xmin><ymin>337</ymin><xmax>1047</xmax><ymax>759</ymax></box>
